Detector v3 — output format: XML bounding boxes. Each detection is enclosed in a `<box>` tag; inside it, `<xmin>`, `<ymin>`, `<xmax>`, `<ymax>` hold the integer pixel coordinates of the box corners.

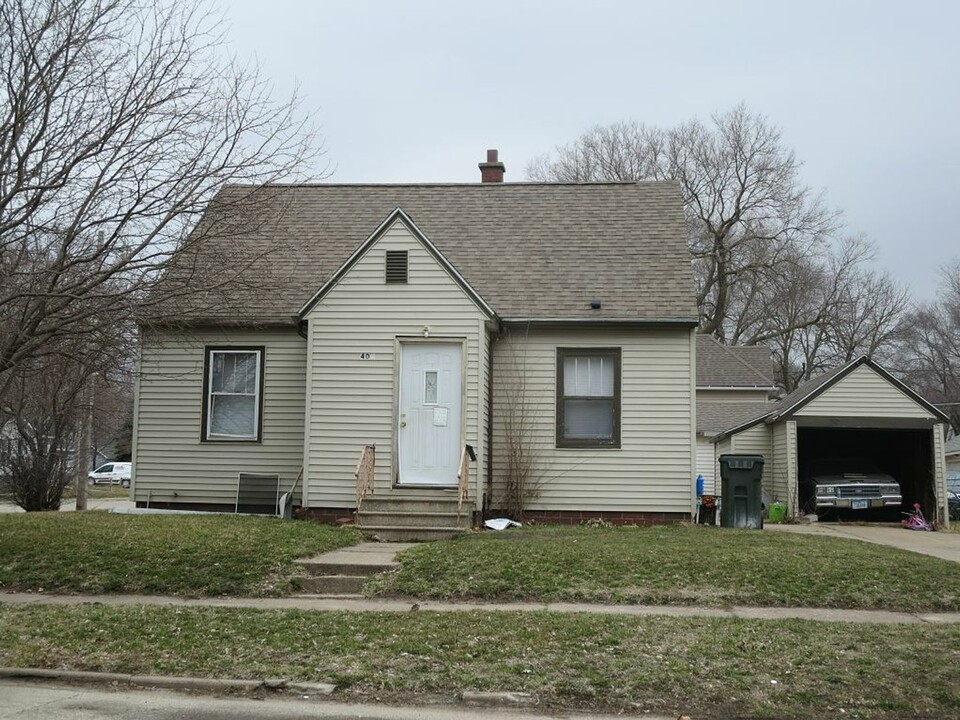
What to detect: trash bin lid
<box><xmin>718</xmin><ymin>454</ymin><xmax>765</xmax><ymax>470</ymax></box>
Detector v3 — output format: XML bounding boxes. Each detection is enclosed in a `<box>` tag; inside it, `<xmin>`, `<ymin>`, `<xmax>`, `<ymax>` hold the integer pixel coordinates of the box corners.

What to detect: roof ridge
<box><xmin>219</xmin><ymin>180</ymin><xmax>676</xmax><ymax>189</ymax></box>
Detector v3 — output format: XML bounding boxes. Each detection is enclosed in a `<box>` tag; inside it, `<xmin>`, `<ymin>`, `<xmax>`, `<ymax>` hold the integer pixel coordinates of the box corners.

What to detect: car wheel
<box><xmin>121</xmin><ymin>479</ymin><xmax>130</xmax><ymax>488</ymax></box>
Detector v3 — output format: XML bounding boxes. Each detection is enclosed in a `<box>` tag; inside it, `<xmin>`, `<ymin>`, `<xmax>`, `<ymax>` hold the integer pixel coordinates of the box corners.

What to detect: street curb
<box><xmin>461</xmin><ymin>690</ymin><xmax>537</xmax><ymax>706</ymax></box>
<box><xmin>0</xmin><ymin>667</ymin><xmax>267</xmax><ymax>692</ymax></box>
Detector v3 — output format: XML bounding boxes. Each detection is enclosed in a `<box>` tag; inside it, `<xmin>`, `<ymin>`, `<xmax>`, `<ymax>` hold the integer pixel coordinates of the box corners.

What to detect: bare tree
<box><xmin>1</xmin><ymin>355</ymin><xmax>83</xmax><ymax>510</ymax></box>
<box><xmin>0</xmin><ymin>0</ymin><xmax>321</xmax><ymax>396</ymax></box>
<box><xmin>900</xmin><ymin>261</ymin><xmax>960</xmax><ymax>432</ymax></box>
<box><xmin>528</xmin><ymin>105</ymin><xmax>840</xmax><ymax>339</ymax></box>
<box><xmin>496</xmin><ymin>328</ymin><xmax>545</xmax><ymax>518</ymax></box>
<box><xmin>529</xmin><ymin>108</ymin><xmax>915</xmax><ymax>391</ymax></box>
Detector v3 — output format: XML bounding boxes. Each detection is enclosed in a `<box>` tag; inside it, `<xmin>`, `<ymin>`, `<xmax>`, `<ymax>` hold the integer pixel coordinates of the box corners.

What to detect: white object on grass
<box><xmin>484</xmin><ymin>518</ymin><xmax>522</xmax><ymax>531</ymax></box>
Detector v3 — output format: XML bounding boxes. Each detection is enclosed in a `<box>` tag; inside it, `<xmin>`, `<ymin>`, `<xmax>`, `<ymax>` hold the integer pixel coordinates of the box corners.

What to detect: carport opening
<box><xmin>797</xmin><ymin>427</ymin><xmax>935</xmax><ymax>521</ymax></box>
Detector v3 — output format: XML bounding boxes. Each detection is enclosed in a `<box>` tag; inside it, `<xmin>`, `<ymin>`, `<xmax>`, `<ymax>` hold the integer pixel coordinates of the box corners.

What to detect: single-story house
<box><xmin>132</xmin><ymin>152</ymin><xmax>700</xmax><ymax>536</ymax></box>
<box><xmin>946</xmin><ymin>436</ymin><xmax>960</xmax><ymax>487</ymax></box>
<box><xmin>711</xmin><ymin>356</ymin><xmax>953</xmax><ymax>525</ymax></box>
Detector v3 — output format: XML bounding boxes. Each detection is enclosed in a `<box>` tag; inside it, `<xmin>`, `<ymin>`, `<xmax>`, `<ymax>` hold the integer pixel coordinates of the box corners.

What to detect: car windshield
<box><xmin>94</xmin><ymin>464</ymin><xmax>112</xmax><ymax>473</ymax></box>
<box><xmin>810</xmin><ymin>458</ymin><xmax>881</xmax><ymax>477</ymax></box>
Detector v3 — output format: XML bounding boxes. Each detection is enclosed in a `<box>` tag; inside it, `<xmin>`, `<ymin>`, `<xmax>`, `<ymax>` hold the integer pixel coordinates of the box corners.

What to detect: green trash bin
<box><xmin>719</xmin><ymin>454</ymin><xmax>764</xmax><ymax>529</ymax></box>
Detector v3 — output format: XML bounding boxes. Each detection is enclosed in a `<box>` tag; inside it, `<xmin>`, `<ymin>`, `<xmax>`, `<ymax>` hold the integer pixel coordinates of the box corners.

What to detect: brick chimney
<box><xmin>478</xmin><ymin>149</ymin><xmax>505</xmax><ymax>183</ymax></box>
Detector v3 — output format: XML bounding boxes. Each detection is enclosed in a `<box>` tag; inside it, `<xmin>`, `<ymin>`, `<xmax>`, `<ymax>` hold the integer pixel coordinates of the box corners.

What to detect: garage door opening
<box><xmin>796</xmin><ymin>427</ymin><xmax>935</xmax><ymax>521</ymax></box>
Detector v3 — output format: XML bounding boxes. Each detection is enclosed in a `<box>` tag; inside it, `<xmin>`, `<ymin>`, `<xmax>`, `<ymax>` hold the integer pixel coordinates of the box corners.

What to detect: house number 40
<box><xmin>359</xmin><ymin>352</ymin><xmax>375</xmax><ymax>360</ymax></box>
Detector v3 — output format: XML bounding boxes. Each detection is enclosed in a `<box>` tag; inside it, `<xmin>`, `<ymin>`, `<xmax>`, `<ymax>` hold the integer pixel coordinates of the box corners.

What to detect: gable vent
<box><xmin>385</xmin><ymin>250</ymin><xmax>408</xmax><ymax>284</ymax></box>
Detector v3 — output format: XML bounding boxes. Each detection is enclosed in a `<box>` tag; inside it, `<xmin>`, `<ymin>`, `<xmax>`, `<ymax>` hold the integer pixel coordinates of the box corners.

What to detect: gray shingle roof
<box><xmin>152</xmin><ymin>182</ymin><xmax>697</xmax><ymax>325</ymax></box>
<box><xmin>696</xmin><ymin>335</ymin><xmax>775</xmax><ymax>388</ymax></box>
<box><xmin>697</xmin><ymin>400</ymin><xmax>774</xmax><ymax>436</ymax></box>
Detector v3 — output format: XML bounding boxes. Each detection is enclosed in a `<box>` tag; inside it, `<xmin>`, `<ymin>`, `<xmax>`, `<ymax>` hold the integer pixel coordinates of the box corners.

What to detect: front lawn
<box><xmin>374</xmin><ymin>525</ymin><xmax>960</xmax><ymax>612</ymax></box>
<box><xmin>0</xmin><ymin>513</ymin><xmax>360</xmax><ymax>596</ymax></box>
<box><xmin>0</xmin><ymin>603</ymin><xmax>956</xmax><ymax>718</ymax></box>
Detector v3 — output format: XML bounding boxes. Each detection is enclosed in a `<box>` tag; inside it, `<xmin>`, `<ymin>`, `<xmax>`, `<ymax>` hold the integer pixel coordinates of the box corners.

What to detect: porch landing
<box><xmin>294</xmin><ymin>542</ymin><xmax>419</xmax><ymax>596</ymax></box>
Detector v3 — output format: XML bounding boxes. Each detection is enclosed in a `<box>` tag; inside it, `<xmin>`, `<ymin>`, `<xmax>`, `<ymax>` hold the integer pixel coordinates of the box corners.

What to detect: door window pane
<box><xmin>424</xmin><ymin>371</ymin><xmax>438</xmax><ymax>404</ymax></box>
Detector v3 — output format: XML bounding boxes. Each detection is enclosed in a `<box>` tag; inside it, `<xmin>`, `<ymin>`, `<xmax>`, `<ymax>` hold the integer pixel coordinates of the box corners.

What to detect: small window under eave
<box><xmin>385</xmin><ymin>250</ymin><xmax>408</xmax><ymax>283</ymax></box>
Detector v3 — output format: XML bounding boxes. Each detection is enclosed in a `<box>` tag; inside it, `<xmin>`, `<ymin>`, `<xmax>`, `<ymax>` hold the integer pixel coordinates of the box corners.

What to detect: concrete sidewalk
<box><xmin>2</xmin><ymin>591</ymin><xmax>958</xmax><ymax>625</ymax></box>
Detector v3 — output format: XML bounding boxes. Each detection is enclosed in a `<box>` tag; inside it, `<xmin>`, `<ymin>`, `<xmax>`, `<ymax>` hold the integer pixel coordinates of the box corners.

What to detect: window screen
<box><xmin>204</xmin><ymin>349</ymin><xmax>263</xmax><ymax>441</ymax></box>
<box><xmin>556</xmin><ymin>348</ymin><xmax>620</xmax><ymax>447</ymax></box>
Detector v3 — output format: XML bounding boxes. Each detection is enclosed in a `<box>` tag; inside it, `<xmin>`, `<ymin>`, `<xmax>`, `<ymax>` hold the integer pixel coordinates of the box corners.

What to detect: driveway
<box><xmin>768</xmin><ymin>523</ymin><xmax>960</xmax><ymax>564</ymax></box>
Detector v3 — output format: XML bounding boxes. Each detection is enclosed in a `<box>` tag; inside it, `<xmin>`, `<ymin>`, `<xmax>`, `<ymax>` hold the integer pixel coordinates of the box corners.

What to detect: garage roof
<box><xmin>712</xmin><ymin>355</ymin><xmax>951</xmax><ymax>440</ymax></box>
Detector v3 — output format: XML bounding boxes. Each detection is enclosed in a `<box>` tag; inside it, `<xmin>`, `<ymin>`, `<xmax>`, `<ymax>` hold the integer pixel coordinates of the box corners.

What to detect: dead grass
<box><xmin>373</xmin><ymin>525</ymin><xmax>960</xmax><ymax>612</ymax></box>
<box><xmin>0</xmin><ymin>603</ymin><xmax>956</xmax><ymax>719</ymax></box>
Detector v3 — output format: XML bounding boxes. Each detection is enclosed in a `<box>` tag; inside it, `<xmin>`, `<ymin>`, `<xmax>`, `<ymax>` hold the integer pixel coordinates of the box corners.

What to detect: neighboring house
<box><xmin>712</xmin><ymin>356</ymin><xmax>953</xmax><ymax>524</ymax></box>
<box><xmin>695</xmin><ymin>336</ymin><xmax>776</xmax><ymax>493</ymax></box>
<box><xmin>946</xmin><ymin>436</ymin><xmax>960</xmax><ymax>487</ymax></box>
<box><xmin>132</xmin><ymin>152</ymin><xmax>699</xmax><ymax>533</ymax></box>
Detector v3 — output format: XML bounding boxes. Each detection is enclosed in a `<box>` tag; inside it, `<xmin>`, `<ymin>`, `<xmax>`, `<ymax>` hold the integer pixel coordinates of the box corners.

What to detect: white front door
<box><xmin>398</xmin><ymin>342</ymin><xmax>462</xmax><ymax>486</ymax></box>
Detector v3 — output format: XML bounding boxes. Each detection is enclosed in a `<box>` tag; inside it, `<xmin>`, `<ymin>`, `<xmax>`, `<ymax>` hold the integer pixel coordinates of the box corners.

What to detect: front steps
<box><xmin>355</xmin><ymin>496</ymin><xmax>473</xmax><ymax>542</ymax></box>
<box><xmin>293</xmin><ymin>542</ymin><xmax>417</xmax><ymax>596</ymax></box>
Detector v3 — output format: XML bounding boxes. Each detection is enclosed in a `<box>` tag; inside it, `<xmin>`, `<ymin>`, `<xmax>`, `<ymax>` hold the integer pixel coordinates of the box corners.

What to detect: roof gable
<box><xmin>712</xmin><ymin>355</ymin><xmax>950</xmax><ymax>440</ymax></box>
<box><xmin>298</xmin><ymin>208</ymin><xmax>495</xmax><ymax>319</ymax></box>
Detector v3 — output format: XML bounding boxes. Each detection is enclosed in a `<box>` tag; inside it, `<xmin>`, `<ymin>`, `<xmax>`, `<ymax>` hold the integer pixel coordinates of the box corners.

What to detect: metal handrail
<box><xmin>456</xmin><ymin>446</ymin><xmax>469</xmax><ymax>527</ymax></box>
<box><xmin>355</xmin><ymin>444</ymin><xmax>376</xmax><ymax>514</ymax></box>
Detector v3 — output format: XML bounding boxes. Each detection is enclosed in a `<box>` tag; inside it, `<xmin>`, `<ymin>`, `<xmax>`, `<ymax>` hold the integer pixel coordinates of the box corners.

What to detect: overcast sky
<box><xmin>223</xmin><ymin>0</ymin><xmax>959</xmax><ymax>297</ymax></box>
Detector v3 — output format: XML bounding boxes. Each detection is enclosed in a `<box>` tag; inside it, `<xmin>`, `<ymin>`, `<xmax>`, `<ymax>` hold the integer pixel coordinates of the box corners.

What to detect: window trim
<box><xmin>555</xmin><ymin>347</ymin><xmax>621</xmax><ymax>449</ymax></box>
<box><xmin>201</xmin><ymin>346</ymin><xmax>265</xmax><ymax>443</ymax></box>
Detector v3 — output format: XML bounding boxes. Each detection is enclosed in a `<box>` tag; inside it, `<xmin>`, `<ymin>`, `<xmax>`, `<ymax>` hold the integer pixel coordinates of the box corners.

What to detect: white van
<box><xmin>88</xmin><ymin>462</ymin><xmax>132</xmax><ymax>487</ymax></box>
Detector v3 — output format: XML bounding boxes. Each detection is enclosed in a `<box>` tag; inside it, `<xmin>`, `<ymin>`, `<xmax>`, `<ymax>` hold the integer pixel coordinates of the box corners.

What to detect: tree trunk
<box><xmin>74</xmin><ymin>382</ymin><xmax>92</xmax><ymax>511</ymax></box>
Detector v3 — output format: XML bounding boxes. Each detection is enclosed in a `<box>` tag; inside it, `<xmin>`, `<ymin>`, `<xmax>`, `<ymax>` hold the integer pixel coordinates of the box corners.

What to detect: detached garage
<box><xmin>713</xmin><ymin>356</ymin><xmax>951</xmax><ymax>526</ymax></box>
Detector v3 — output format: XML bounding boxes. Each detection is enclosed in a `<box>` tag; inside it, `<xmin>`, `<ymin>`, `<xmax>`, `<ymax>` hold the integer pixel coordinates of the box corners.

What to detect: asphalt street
<box><xmin>0</xmin><ymin>680</ymin><xmax>666</xmax><ymax>720</ymax></box>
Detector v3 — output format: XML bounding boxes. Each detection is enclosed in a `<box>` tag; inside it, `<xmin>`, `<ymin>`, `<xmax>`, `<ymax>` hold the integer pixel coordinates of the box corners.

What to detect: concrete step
<box><xmin>296</xmin><ymin>560</ymin><xmax>397</xmax><ymax>576</ymax></box>
<box><xmin>296</xmin><ymin>575</ymin><xmax>368</xmax><ymax>594</ymax></box>
<box><xmin>360</xmin><ymin>525</ymin><xmax>468</xmax><ymax>542</ymax></box>
<box><xmin>359</xmin><ymin>498</ymin><xmax>474</xmax><ymax>514</ymax></box>
<box><xmin>357</xmin><ymin>510</ymin><xmax>471</xmax><ymax>529</ymax></box>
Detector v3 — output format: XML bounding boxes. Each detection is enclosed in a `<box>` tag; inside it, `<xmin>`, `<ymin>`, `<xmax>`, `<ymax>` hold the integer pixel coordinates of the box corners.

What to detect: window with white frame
<box><xmin>556</xmin><ymin>348</ymin><xmax>621</xmax><ymax>448</ymax></box>
<box><xmin>203</xmin><ymin>348</ymin><xmax>263</xmax><ymax>441</ymax></box>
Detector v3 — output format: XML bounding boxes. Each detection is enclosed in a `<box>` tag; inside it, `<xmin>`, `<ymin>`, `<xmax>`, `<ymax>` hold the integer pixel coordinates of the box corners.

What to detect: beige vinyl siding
<box><xmin>304</xmin><ymin>221</ymin><xmax>488</xmax><ymax>508</ymax></box>
<box><xmin>480</xmin><ymin>327</ymin><xmax>492</xmax><ymax>501</ymax></box>
<box><xmin>769</xmin><ymin>422</ymin><xmax>790</xmax><ymax>506</ymax></box>
<box><xmin>713</xmin><ymin>436</ymin><xmax>732</xmax><ymax>495</ymax></box>
<box><xmin>134</xmin><ymin>328</ymin><xmax>306</xmax><ymax>506</ymax></box>
<box><xmin>796</xmin><ymin>365</ymin><xmax>935</xmax><ymax>419</ymax></box>
<box><xmin>696</xmin><ymin>389</ymin><xmax>772</xmax><ymax>403</ymax></box>
<box><xmin>491</xmin><ymin>326</ymin><xmax>694</xmax><ymax>514</ymax></box>
<box><xmin>730</xmin><ymin>424</ymin><xmax>772</xmax><ymax>461</ymax></box>
<box><xmin>695</xmin><ymin>437</ymin><xmax>716</xmax><ymax>494</ymax></box>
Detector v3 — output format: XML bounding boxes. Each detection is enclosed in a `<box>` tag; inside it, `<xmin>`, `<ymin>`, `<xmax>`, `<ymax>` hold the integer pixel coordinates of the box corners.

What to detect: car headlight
<box><xmin>818</xmin><ymin>485</ymin><xmax>836</xmax><ymax>496</ymax></box>
<box><xmin>881</xmin><ymin>484</ymin><xmax>900</xmax><ymax>494</ymax></box>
